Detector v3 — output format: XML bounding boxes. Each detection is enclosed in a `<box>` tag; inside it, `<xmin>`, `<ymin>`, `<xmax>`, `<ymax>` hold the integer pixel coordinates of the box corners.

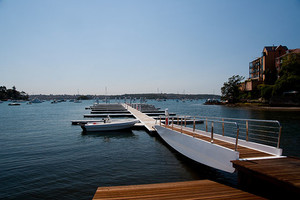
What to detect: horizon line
<box><xmin>29</xmin><ymin>93</ymin><xmax>221</xmax><ymax>96</ymax></box>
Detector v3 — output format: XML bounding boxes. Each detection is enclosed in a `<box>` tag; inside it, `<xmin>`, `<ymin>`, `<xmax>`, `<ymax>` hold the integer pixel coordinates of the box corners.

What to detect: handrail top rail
<box><xmin>199</xmin><ymin>119</ymin><xmax>239</xmax><ymax>128</ymax></box>
<box><xmin>196</xmin><ymin>116</ymin><xmax>280</xmax><ymax>126</ymax></box>
<box><xmin>164</xmin><ymin>115</ymin><xmax>281</xmax><ymax>127</ymax></box>
<box><xmin>158</xmin><ymin>115</ymin><xmax>239</xmax><ymax>128</ymax></box>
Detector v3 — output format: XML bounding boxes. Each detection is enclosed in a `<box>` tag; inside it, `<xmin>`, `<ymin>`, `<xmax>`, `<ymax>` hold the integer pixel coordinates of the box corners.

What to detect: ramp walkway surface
<box><xmin>123</xmin><ymin>104</ymin><xmax>157</xmax><ymax>133</ymax></box>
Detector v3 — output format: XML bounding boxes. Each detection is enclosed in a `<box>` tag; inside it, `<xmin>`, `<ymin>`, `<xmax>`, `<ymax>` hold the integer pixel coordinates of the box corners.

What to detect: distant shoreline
<box><xmin>224</xmin><ymin>103</ymin><xmax>300</xmax><ymax>111</ymax></box>
<box><xmin>245</xmin><ymin>106</ymin><xmax>300</xmax><ymax>111</ymax></box>
<box><xmin>29</xmin><ymin>93</ymin><xmax>221</xmax><ymax>101</ymax></box>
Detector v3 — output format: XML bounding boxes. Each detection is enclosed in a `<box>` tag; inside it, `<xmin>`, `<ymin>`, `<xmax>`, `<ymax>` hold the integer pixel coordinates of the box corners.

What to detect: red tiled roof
<box><xmin>264</xmin><ymin>45</ymin><xmax>288</xmax><ymax>52</ymax></box>
<box><xmin>289</xmin><ymin>49</ymin><xmax>300</xmax><ymax>53</ymax></box>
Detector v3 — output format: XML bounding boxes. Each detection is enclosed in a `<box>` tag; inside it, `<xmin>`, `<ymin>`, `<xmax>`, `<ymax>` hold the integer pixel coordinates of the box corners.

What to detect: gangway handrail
<box><xmin>158</xmin><ymin>114</ymin><xmax>282</xmax><ymax>150</ymax></box>
<box><xmin>158</xmin><ymin>116</ymin><xmax>240</xmax><ymax>151</ymax></box>
<box><xmin>193</xmin><ymin>116</ymin><xmax>281</xmax><ymax>148</ymax></box>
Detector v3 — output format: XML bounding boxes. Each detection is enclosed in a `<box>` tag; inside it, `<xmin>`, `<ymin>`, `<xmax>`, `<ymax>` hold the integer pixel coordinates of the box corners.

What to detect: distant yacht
<box><xmin>74</xmin><ymin>99</ymin><xmax>82</xmax><ymax>103</ymax></box>
<box><xmin>94</xmin><ymin>98</ymin><xmax>99</xmax><ymax>105</ymax></box>
<box><xmin>31</xmin><ymin>98</ymin><xmax>42</xmax><ymax>103</ymax></box>
<box><xmin>51</xmin><ymin>100</ymin><xmax>58</xmax><ymax>104</ymax></box>
<box><xmin>204</xmin><ymin>99</ymin><xmax>222</xmax><ymax>105</ymax></box>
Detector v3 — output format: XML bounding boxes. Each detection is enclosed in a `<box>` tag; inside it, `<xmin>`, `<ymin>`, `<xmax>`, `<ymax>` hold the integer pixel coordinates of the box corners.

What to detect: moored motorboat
<box><xmin>8</xmin><ymin>103</ymin><xmax>21</xmax><ymax>106</ymax></box>
<box><xmin>204</xmin><ymin>99</ymin><xmax>222</xmax><ymax>105</ymax></box>
<box><xmin>51</xmin><ymin>100</ymin><xmax>58</xmax><ymax>104</ymax></box>
<box><xmin>31</xmin><ymin>98</ymin><xmax>42</xmax><ymax>103</ymax></box>
<box><xmin>81</xmin><ymin>117</ymin><xmax>139</xmax><ymax>132</ymax></box>
<box><xmin>74</xmin><ymin>99</ymin><xmax>82</xmax><ymax>103</ymax></box>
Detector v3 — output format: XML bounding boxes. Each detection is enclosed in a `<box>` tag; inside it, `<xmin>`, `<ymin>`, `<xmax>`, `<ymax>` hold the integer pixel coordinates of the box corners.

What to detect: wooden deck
<box><xmin>124</xmin><ymin>104</ymin><xmax>157</xmax><ymax>133</ymax></box>
<box><xmin>164</xmin><ymin>125</ymin><xmax>273</xmax><ymax>159</ymax></box>
<box><xmin>232</xmin><ymin>157</ymin><xmax>300</xmax><ymax>197</ymax></box>
<box><xmin>92</xmin><ymin>180</ymin><xmax>266</xmax><ymax>200</ymax></box>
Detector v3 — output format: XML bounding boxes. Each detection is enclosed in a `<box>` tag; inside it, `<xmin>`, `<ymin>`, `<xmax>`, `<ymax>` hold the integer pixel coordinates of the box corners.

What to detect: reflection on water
<box><xmin>81</xmin><ymin>130</ymin><xmax>135</xmax><ymax>140</ymax></box>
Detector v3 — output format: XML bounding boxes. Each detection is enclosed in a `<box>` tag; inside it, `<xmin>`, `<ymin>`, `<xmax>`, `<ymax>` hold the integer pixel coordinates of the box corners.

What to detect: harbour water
<box><xmin>0</xmin><ymin>100</ymin><xmax>299</xmax><ymax>200</ymax></box>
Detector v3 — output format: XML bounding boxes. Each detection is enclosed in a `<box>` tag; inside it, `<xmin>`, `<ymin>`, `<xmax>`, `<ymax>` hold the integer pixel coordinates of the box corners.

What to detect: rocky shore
<box><xmin>225</xmin><ymin>103</ymin><xmax>300</xmax><ymax>111</ymax></box>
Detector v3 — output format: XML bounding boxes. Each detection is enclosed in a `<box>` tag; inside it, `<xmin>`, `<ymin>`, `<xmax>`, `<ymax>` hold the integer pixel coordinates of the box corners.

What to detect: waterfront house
<box><xmin>240</xmin><ymin>45</ymin><xmax>288</xmax><ymax>92</ymax></box>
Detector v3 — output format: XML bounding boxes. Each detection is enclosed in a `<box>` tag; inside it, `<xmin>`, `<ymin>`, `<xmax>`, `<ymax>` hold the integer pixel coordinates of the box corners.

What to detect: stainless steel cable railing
<box><xmin>158</xmin><ymin>115</ymin><xmax>282</xmax><ymax>149</ymax></box>
<box><xmin>158</xmin><ymin>116</ymin><xmax>240</xmax><ymax>151</ymax></box>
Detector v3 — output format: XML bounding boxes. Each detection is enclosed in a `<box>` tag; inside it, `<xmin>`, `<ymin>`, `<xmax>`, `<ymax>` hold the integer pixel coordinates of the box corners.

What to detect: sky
<box><xmin>0</xmin><ymin>0</ymin><xmax>300</xmax><ymax>95</ymax></box>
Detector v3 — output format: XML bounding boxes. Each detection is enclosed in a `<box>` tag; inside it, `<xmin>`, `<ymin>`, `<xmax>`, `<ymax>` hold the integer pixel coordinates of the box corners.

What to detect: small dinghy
<box><xmin>8</xmin><ymin>103</ymin><xmax>21</xmax><ymax>106</ymax></box>
<box><xmin>81</xmin><ymin>116</ymin><xmax>139</xmax><ymax>132</ymax></box>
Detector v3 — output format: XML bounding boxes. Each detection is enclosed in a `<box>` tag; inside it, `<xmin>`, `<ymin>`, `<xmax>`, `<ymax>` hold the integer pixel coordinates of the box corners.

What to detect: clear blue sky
<box><xmin>1</xmin><ymin>0</ymin><xmax>299</xmax><ymax>95</ymax></box>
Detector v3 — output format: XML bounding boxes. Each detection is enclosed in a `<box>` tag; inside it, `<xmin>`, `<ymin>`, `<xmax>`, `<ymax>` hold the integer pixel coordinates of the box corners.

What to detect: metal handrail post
<box><xmin>184</xmin><ymin>116</ymin><xmax>186</xmax><ymax>127</ymax></box>
<box><xmin>222</xmin><ymin>118</ymin><xmax>224</xmax><ymax>136</ymax></box>
<box><xmin>193</xmin><ymin>116</ymin><xmax>195</xmax><ymax>132</ymax></box>
<box><xmin>211</xmin><ymin>122</ymin><xmax>214</xmax><ymax>143</ymax></box>
<box><xmin>181</xmin><ymin>118</ymin><xmax>183</xmax><ymax>133</ymax></box>
<box><xmin>160</xmin><ymin>116</ymin><xmax>161</xmax><ymax>126</ymax></box>
<box><xmin>235</xmin><ymin>123</ymin><xmax>240</xmax><ymax>151</ymax></box>
<box><xmin>172</xmin><ymin>117</ymin><xmax>174</xmax><ymax>130</ymax></box>
<box><xmin>205</xmin><ymin>118</ymin><xmax>208</xmax><ymax>132</ymax></box>
<box><xmin>246</xmin><ymin>120</ymin><xmax>249</xmax><ymax>141</ymax></box>
<box><xmin>277</xmin><ymin>126</ymin><xmax>282</xmax><ymax>148</ymax></box>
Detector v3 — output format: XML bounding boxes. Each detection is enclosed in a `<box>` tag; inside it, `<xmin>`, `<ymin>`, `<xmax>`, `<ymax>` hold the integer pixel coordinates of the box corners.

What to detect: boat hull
<box><xmin>154</xmin><ymin>125</ymin><xmax>239</xmax><ymax>173</ymax></box>
<box><xmin>8</xmin><ymin>103</ymin><xmax>21</xmax><ymax>106</ymax></box>
<box><xmin>81</xmin><ymin>120</ymin><xmax>139</xmax><ymax>132</ymax></box>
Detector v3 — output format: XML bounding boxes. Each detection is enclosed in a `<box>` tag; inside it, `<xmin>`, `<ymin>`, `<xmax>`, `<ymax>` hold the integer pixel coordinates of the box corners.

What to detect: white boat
<box><xmin>8</xmin><ymin>103</ymin><xmax>21</xmax><ymax>106</ymax></box>
<box><xmin>31</xmin><ymin>98</ymin><xmax>42</xmax><ymax>103</ymax></box>
<box><xmin>81</xmin><ymin>117</ymin><xmax>139</xmax><ymax>132</ymax></box>
<box><xmin>51</xmin><ymin>100</ymin><xmax>58</xmax><ymax>104</ymax></box>
<box><xmin>74</xmin><ymin>99</ymin><xmax>82</xmax><ymax>103</ymax></box>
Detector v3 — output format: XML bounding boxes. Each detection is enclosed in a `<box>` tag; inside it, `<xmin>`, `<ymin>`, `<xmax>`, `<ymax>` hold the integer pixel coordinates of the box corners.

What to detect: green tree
<box><xmin>0</xmin><ymin>86</ymin><xmax>28</xmax><ymax>100</ymax></box>
<box><xmin>221</xmin><ymin>75</ymin><xmax>244</xmax><ymax>103</ymax></box>
<box><xmin>264</xmin><ymin>69</ymin><xmax>277</xmax><ymax>85</ymax></box>
<box><xmin>273</xmin><ymin>53</ymin><xmax>300</xmax><ymax>96</ymax></box>
<box><xmin>0</xmin><ymin>86</ymin><xmax>7</xmax><ymax>99</ymax></box>
<box><xmin>7</xmin><ymin>86</ymin><xmax>20</xmax><ymax>99</ymax></box>
<box><xmin>258</xmin><ymin>84</ymin><xmax>274</xmax><ymax>100</ymax></box>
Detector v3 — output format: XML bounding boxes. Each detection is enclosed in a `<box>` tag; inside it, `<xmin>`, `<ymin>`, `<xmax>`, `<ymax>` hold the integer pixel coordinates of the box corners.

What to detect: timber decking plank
<box><xmin>93</xmin><ymin>180</ymin><xmax>265</xmax><ymax>200</ymax></box>
<box><xmin>232</xmin><ymin>157</ymin><xmax>300</xmax><ymax>192</ymax></box>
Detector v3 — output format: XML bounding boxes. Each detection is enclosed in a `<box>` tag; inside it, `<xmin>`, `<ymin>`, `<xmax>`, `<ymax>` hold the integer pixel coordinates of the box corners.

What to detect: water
<box><xmin>0</xmin><ymin>100</ymin><xmax>299</xmax><ymax>199</ymax></box>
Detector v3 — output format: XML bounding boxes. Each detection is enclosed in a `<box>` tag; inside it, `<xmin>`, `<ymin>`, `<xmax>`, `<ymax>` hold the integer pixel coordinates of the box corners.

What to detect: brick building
<box><xmin>241</xmin><ymin>45</ymin><xmax>288</xmax><ymax>92</ymax></box>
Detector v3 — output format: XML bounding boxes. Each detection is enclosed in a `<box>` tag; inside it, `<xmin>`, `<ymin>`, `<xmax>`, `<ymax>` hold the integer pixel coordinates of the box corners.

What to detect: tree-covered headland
<box><xmin>0</xmin><ymin>86</ymin><xmax>29</xmax><ymax>101</ymax></box>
